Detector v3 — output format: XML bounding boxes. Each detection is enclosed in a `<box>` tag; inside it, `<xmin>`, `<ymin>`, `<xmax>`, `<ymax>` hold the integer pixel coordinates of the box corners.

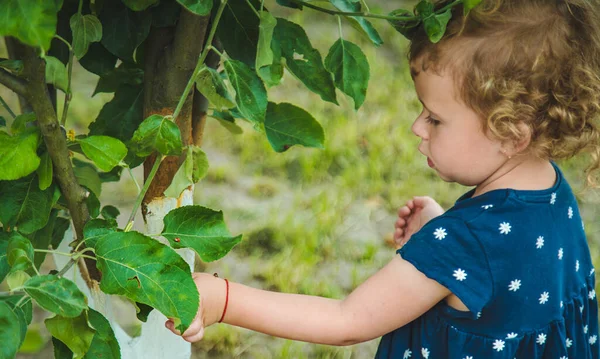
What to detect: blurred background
<box><xmin>3</xmin><ymin>0</ymin><xmax>599</xmax><ymax>358</ymax></box>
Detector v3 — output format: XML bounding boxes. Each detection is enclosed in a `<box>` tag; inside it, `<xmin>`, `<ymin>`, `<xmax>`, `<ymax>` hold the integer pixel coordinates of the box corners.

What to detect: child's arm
<box><xmin>394</xmin><ymin>196</ymin><xmax>444</xmax><ymax>248</ymax></box>
<box><xmin>167</xmin><ymin>255</ymin><xmax>451</xmax><ymax>345</ymax></box>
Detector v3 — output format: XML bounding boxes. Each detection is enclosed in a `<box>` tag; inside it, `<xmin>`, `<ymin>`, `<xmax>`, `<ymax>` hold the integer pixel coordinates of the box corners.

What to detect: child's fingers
<box><xmin>395</xmin><ymin>217</ymin><xmax>406</xmax><ymax>229</ymax></box>
<box><xmin>182</xmin><ymin>319</ymin><xmax>204</xmax><ymax>338</ymax></box>
<box><xmin>397</xmin><ymin>205</ymin><xmax>412</xmax><ymax>220</ymax></box>
<box><xmin>183</xmin><ymin>327</ymin><xmax>205</xmax><ymax>343</ymax></box>
<box><xmin>164</xmin><ymin>319</ymin><xmax>180</xmax><ymax>335</ymax></box>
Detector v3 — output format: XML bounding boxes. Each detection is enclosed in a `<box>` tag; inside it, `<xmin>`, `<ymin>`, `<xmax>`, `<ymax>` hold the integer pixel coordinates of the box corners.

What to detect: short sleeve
<box><xmin>398</xmin><ymin>215</ymin><xmax>493</xmax><ymax>317</ymax></box>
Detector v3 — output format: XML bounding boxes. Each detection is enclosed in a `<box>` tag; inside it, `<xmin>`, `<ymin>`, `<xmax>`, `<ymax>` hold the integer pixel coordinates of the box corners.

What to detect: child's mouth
<box><xmin>427</xmin><ymin>158</ymin><xmax>434</xmax><ymax>168</ymax></box>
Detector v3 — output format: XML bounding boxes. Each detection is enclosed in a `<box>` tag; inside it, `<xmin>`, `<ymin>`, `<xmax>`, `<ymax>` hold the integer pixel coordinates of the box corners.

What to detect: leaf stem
<box><xmin>244</xmin><ymin>0</ymin><xmax>260</xmax><ymax>17</ymax></box>
<box><xmin>126</xmin><ymin>154</ymin><xmax>163</xmax><ymax>227</ymax></box>
<box><xmin>14</xmin><ymin>295</ymin><xmax>30</xmax><ymax>308</ymax></box>
<box><xmin>60</xmin><ymin>48</ymin><xmax>74</xmax><ymax>126</ymax></box>
<box><xmin>337</xmin><ymin>15</ymin><xmax>343</xmax><ymax>39</ymax></box>
<box><xmin>53</xmin><ymin>35</ymin><xmax>73</xmax><ymax>51</ymax></box>
<box><xmin>360</xmin><ymin>0</ymin><xmax>370</xmax><ymax>13</ymax></box>
<box><xmin>208</xmin><ymin>46</ymin><xmax>225</xmax><ymax>59</ymax></box>
<box><xmin>0</xmin><ymin>94</ymin><xmax>16</xmax><ymax>118</ymax></box>
<box><xmin>127</xmin><ymin>166</ymin><xmax>142</xmax><ymax>192</ymax></box>
<box><xmin>34</xmin><ymin>249</ymin><xmax>73</xmax><ymax>257</ymax></box>
<box><xmin>0</xmin><ymin>290</ymin><xmax>25</xmax><ymax>297</ymax></box>
<box><xmin>79</xmin><ymin>254</ymin><xmax>96</xmax><ymax>261</ymax></box>
<box><xmin>172</xmin><ymin>0</ymin><xmax>229</xmax><ymax>122</ymax></box>
<box><xmin>56</xmin><ymin>258</ymin><xmax>77</xmax><ymax>277</ymax></box>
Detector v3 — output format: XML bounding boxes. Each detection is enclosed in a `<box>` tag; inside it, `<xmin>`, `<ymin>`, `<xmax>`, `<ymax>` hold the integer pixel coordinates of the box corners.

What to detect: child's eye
<box><xmin>426</xmin><ymin>116</ymin><xmax>441</xmax><ymax>126</ymax></box>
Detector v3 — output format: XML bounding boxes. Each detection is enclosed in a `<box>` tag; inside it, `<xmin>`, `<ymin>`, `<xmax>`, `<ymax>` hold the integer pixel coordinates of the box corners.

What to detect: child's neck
<box><xmin>473</xmin><ymin>157</ymin><xmax>556</xmax><ymax>197</ymax></box>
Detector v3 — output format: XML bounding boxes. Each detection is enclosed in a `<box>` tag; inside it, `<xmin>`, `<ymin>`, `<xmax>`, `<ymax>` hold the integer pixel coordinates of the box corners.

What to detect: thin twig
<box><xmin>0</xmin><ymin>95</ymin><xmax>16</xmax><ymax>118</ymax></box>
<box><xmin>126</xmin><ymin>154</ymin><xmax>163</xmax><ymax>227</ymax></box>
<box><xmin>287</xmin><ymin>0</ymin><xmax>419</xmax><ymax>21</ymax></box>
<box><xmin>60</xmin><ymin>48</ymin><xmax>74</xmax><ymax>126</ymax></box>
<box><xmin>0</xmin><ymin>68</ymin><xmax>28</xmax><ymax>97</ymax></box>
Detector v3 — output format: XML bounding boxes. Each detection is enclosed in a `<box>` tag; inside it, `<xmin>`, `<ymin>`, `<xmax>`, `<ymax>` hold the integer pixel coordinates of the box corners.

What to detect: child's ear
<box><xmin>502</xmin><ymin>122</ymin><xmax>532</xmax><ymax>157</ymax></box>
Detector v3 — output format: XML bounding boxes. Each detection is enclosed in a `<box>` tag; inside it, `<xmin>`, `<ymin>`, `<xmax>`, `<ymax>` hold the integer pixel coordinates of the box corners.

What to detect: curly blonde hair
<box><xmin>409</xmin><ymin>0</ymin><xmax>600</xmax><ymax>186</ymax></box>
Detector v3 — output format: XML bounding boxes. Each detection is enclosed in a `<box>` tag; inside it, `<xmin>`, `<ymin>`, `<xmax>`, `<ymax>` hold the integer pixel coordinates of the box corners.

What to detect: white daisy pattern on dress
<box><xmin>453</xmin><ymin>269</ymin><xmax>467</xmax><ymax>281</ymax></box>
<box><xmin>581</xmin><ymin>305</ymin><xmax>585</xmax><ymax>313</ymax></box>
<box><xmin>576</xmin><ymin>260</ymin><xmax>580</xmax><ymax>272</ymax></box>
<box><xmin>590</xmin><ymin>335</ymin><xmax>598</xmax><ymax>345</ymax></box>
<box><xmin>536</xmin><ymin>236</ymin><xmax>544</xmax><ymax>249</ymax></box>
<box><xmin>536</xmin><ymin>333</ymin><xmax>547</xmax><ymax>345</ymax></box>
<box><xmin>434</xmin><ymin>227</ymin><xmax>447</xmax><ymax>240</ymax></box>
<box><xmin>403</xmin><ymin>349</ymin><xmax>412</xmax><ymax>359</ymax></box>
<box><xmin>539</xmin><ymin>292</ymin><xmax>550</xmax><ymax>304</ymax></box>
<box><xmin>506</xmin><ymin>332</ymin><xmax>518</xmax><ymax>339</ymax></box>
<box><xmin>568</xmin><ymin>206</ymin><xmax>573</xmax><ymax>219</ymax></box>
<box><xmin>558</xmin><ymin>248</ymin><xmax>564</xmax><ymax>260</ymax></box>
<box><xmin>508</xmin><ymin>279</ymin><xmax>521</xmax><ymax>292</ymax></box>
<box><xmin>499</xmin><ymin>222</ymin><xmax>511</xmax><ymax>234</ymax></box>
<box><xmin>482</xmin><ymin>204</ymin><xmax>493</xmax><ymax>210</ymax></box>
<box><xmin>464</xmin><ymin>356</ymin><xmax>473</xmax><ymax>359</ymax></box>
<box><xmin>589</xmin><ymin>289</ymin><xmax>596</xmax><ymax>300</ymax></box>
<box><xmin>561</xmin><ymin>301</ymin><xmax>564</xmax><ymax>308</ymax></box>
<box><xmin>584</xmin><ymin>325</ymin><xmax>589</xmax><ymax>334</ymax></box>
<box><xmin>492</xmin><ymin>339</ymin><xmax>505</xmax><ymax>352</ymax></box>
<box><xmin>591</xmin><ymin>268</ymin><xmax>596</xmax><ymax>276</ymax></box>
<box><xmin>421</xmin><ymin>347</ymin><xmax>430</xmax><ymax>358</ymax></box>
<box><xmin>566</xmin><ymin>338</ymin><xmax>573</xmax><ymax>348</ymax></box>
<box><xmin>477</xmin><ymin>311</ymin><xmax>482</xmax><ymax>319</ymax></box>
<box><xmin>560</xmin><ymin>356</ymin><xmax>568</xmax><ymax>359</ymax></box>
<box><xmin>550</xmin><ymin>192</ymin><xmax>556</xmax><ymax>204</ymax></box>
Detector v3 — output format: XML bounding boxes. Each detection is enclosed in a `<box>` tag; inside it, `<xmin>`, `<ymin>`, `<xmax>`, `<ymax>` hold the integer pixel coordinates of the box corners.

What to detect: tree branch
<box><xmin>19</xmin><ymin>46</ymin><xmax>101</xmax><ymax>284</ymax></box>
<box><xmin>0</xmin><ymin>68</ymin><xmax>28</xmax><ymax>97</ymax></box>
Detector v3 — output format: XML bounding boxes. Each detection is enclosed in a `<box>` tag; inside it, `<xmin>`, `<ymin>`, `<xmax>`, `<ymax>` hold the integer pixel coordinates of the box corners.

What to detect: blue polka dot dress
<box><xmin>376</xmin><ymin>163</ymin><xmax>599</xmax><ymax>359</ymax></box>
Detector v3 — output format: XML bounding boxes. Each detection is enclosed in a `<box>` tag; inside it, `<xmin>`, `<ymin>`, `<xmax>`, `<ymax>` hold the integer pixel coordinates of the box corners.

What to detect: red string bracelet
<box><xmin>218</xmin><ymin>279</ymin><xmax>229</xmax><ymax>323</ymax></box>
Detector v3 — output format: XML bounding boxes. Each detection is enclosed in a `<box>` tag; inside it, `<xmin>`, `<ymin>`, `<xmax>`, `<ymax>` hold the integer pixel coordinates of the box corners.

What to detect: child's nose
<box><xmin>411</xmin><ymin>115</ymin><xmax>428</xmax><ymax>140</ymax></box>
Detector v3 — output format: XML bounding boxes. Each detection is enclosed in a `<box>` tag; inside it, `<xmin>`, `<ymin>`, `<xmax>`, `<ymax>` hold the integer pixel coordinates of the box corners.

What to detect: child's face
<box><xmin>410</xmin><ymin>62</ymin><xmax>507</xmax><ymax>187</ymax></box>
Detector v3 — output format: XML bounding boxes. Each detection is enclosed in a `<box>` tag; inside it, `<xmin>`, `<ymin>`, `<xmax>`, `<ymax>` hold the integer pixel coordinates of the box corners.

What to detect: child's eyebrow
<box><xmin>410</xmin><ymin>66</ymin><xmax>420</xmax><ymax>79</ymax></box>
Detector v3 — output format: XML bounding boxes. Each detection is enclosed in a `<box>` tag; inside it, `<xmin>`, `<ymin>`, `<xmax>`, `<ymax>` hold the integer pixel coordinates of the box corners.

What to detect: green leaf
<box><xmin>209</xmin><ymin>110</ymin><xmax>243</xmax><ymax>134</ymax></box>
<box><xmin>94</xmin><ymin>63</ymin><xmax>144</xmax><ymax>95</ymax></box>
<box><xmin>0</xmin><ymin>128</ymin><xmax>41</xmax><ymax>181</ymax></box>
<box><xmin>84</xmin><ymin>308</ymin><xmax>121</xmax><ymax>359</ymax></box>
<box><xmin>93</xmin><ymin>231</ymin><xmax>199</xmax><ymax>333</ymax></box>
<box><xmin>264</xmin><ymin>102</ymin><xmax>324</xmax><ymax>152</ymax></box>
<box><xmin>51</xmin><ymin>217</ymin><xmax>70</xmax><ymax>252</ymax></box>
<box><xmin>195</xmin><ymin>67</ymin><xmax>235</xmax><ymax>110</ymax></box>
<box><xmin>162</xmin><ymin>206</ymin><xmax>242</xmax><ymax>262</ymax></box>
<box><xmin>2</xmin><ymin>295</ymin><xmax>33</xmax><ymax>350</ymax></box>
<box><xmin>0</xmin><ymin>0</ymin><xmax>58</xmax><ymax>50</ymax></box>
<box><xmin>89</xmin><ymin>84</ymin><xmax>144</xmax><ymax>142</ymax></box>
<box><xmin>18</xmin><ymin>325</ymin><xmax>48</xmax><ymax>354</ymax></box>
<box><xmin>164</xmin><ymin>146</ymin><xmax>209</xmax><ymax>198</ymax></box>
<box><xmin>10</xmin><ymin>112</ymin><xmax>36</xmax><ymax>134</ymax></box>
<box><xmin>53</xmin><ymin>337</ymin><xmax>74</xmax><ymax>359</ymax></box>
<box><xmin>45</xmin><ymin>312</ymin><xmax>95</xmax><ymax>359</ymax></box>
<box><xmin>77</xmin><ymin>136</ymin><xmax>128</xmax><ymax>172</ymax></box>
<box><xmin>31</xmin><ymin>209</ymin><xmax>59</xmax><ymax>268</ymax></box>
<box><xmin>131</xmin><ymin>115</ymin><xmax>183</xmax><ymax>157</ymax></box>
<box><xmin>85</xmin><ymin>187</ymin><xmax>101</xmax><ymax>219</ymax></box>
<box><xmin>177</xmin><ymin>0</ymin><xmax>212</xmax><ymax>15</ymax></box>
<box><xmin>0</xmin><ymin>233</ymin><xmax>9</xmax><ymax>282</ymax></box>
<box><xmin>224</xmin><ymin>59</ymin><xmax>268</xmax><ymax>125</ymax></box>
<box><xmin>464</xmin><ymin>0</ymin><xmax>483</xmax><ymax>14</ymax></box>
<box><xmin>99</xmin><ymin>0</ymin><xmax>152</xmax><ymax>62</ymax></box>
<box><xmin>45</xmin><ymin>56</ymin><xmax>69</xmax><ymax>93</ymax></box>
<box><xmin>7</xmin><ymin>233</ymin><xmax>34</xmax><ymax>272</ymax></box>
<box><xmin>79</xmin><ymin>42</ymin><xmax>118</xmax><ymax>76</ymax></box>
<box><xmin>272</xmin><ymin>19</ymin><xmax>337</xmax><ymax>104</ymax></box>
<box><xmin>0</xmin><ymin>116</ymin><xmax>5</xmax><ymax>127</ymax></box>
<box><xmin>101</xmin><ymin>205</ymin><xmax>120</xmax><ymax>222</ymax></box>
<box><xmin>7</xmin><ymin>271</ymin><xmax>30</xmax><ymax>291</ymax></box>
<box><xmin>216</xmin><ymin>0</ymin><xmax>261</xmax><ymax>67</ymax></box>
<box><xmin>257</xmin><ymin>62</ymin><xmax>284</xmax><ymax>88</ymax></box>
<box><xmin>423</xmin><ymin>9</ymin><xmax>452</xmax><ymax>43</ymax></box>
<box><xmin>123</xmin><ymin>0</ymin><xmax>159</xmax><ymax>11</ymax></box>
<box><xmin>256</xmin><ymin>11</ymin><xmax>277</xmax><ymax>71</ymax></box>
<box><xmin>83</xmin><ymin>219</ymin><xmax>116</xmax><ymax>249</ymax></box>
<box><xmin>324</xmin><ymin>38</ymin><xmax>370</xmax><ymax>110</ymax></box>
<box><xmin>133</xmin><ymin>301</ymin><xmax>153</xmax><ymax>322</ymax></box>
<box><xmin>329</xmin><ymin>0</ymin><xmax>383</xmax><ymax>46</ymax></box>
<box><xmin>73</xmin><ymin>162</ymin><xmax>102</xmax><ymax>198</ymax></box>
<box><xmin>0</xmin><ymin>59</ymin><xmax>23</xmax><ymax>73</ymax></box>
<box><xmin>70</xmin><ymin>13</ymin><xmax>103</xmax><ymax>59</ymax></box>
<box><xmin>24</xmin><ymin>275</ymin><xmax>87</xmax><ymax>317</ymax></box>
<box><xmin>387</xmin><ymin>8</ymin><xmax>420</xmax><ymax>39</ymax></box>
<box><xmin>0</xmin><ymin>301</ymin><xmax>21</xmax><ymax>359</ymax></box>
<box><xmin>0</xmin><ymin>175</ymin><xmax>54</xmax><ymax>234</ymax></box>
<box><xmin>415</xmin><ymin>0</ymin><xmax>434</xmax><ymax>17</ymax></box>
<box><xmin>37</xmin><ymin>152</ymin><xmax>53</xmax><ymax>190</ymax></box>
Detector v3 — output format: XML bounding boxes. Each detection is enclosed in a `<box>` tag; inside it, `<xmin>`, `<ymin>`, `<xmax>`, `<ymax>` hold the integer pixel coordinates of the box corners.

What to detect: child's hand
<box><xmin>164</xmin><ymin>272</ymin><xmax>226</xmax><ymax>343</ymax></box>
<box><xmin>394</xmin><ymin>196</ymin><xmax>444</xmax><ymax>249</ymax></box>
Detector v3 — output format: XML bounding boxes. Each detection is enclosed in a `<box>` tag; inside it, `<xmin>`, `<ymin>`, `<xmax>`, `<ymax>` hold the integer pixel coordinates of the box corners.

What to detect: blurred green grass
<box><xmin>2</xmin><ymin>1</ymin><xmax>599</xmax><ymax>358</ymax></box>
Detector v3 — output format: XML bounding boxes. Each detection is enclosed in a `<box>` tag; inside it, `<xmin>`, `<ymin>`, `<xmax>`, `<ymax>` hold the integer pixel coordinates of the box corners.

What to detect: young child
<box><xmin>166</xmin><ymin>0</ymin><xmax>600</xmax><ymax>357</ymax></box>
